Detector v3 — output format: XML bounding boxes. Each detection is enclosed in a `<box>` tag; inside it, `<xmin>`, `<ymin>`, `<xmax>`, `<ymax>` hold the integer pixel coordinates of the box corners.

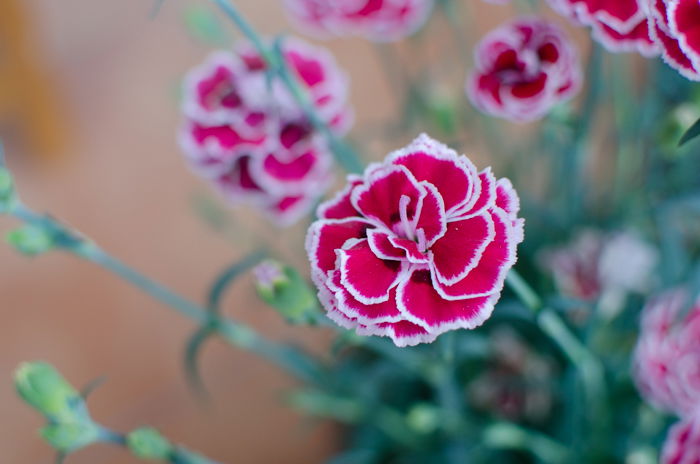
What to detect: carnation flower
<box><xmin>662</xmin><ymin>415</ymin><xmax>700</xmax><ymax>464</ymax></box>
<box><xmin>646</xmin><ymin>0</ymin><xmax>700</xmax><ymax>81</ymax></box>
<box><xmin>539</xmin><ymin>230</ymin><xmax>657</xmax><ymax>306</ymax></box>
<box><xmin>466</xmin><ymin>18</ymin><xmax>581</xmax><ymax>122</ymax></box>
<box><xmin>546</xmin><ymin>0</ymin><xmax>659</xmax><ymax>56</ymax></box>
<box><xmin>306</xmin><ymin>134</ymin><xmax>524</xmax><ymax>346</ymax></box>
<box><xmin>179</xmin><ymin>37</ymin><xmax>352</xmax><ymax>225</ymax></box>
<box><xmin>283</xmin><ymin>0</ymin><xmax>435</xmax><ymax>42</ymax></box>
<box><xmin>633</xmin><ymin>290</ymin><xmax>700</xmax><ymax>417</ymax></box>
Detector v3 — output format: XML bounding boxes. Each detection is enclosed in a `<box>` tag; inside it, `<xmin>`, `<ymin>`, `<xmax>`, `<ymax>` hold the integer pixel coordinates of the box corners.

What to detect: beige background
<box><xmin>0</xmin><ymin>1</ymin><xmax>585</xmax><ymax>463</ymax></box>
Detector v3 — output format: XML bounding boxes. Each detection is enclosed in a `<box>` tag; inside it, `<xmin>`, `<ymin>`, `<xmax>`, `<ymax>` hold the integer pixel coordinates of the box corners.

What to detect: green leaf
<box><xmin>183</xmin><ymin>325</ymin><xmax>216</xmax><ymax>401</ymax></box>
<box><xmin>208</xmin><ymin>251</ymin><xmax>265</xmax><ymax>311</ymax></box>
<box><xmin>679</xmin><ymin>116</ymin><xmax>700</xmax><ymax>147</ymax></box>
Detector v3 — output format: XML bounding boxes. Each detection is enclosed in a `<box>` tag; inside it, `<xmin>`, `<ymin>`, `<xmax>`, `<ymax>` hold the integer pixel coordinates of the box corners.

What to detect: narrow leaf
<box><xmin>679</xmin><ymin>116</ymin><xmax>700</xmax><ymax>147</ymax></box>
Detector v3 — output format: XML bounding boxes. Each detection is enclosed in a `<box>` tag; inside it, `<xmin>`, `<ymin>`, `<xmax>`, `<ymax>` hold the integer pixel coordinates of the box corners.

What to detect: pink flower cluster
<box><xmin>547</xmin><ymin>0</ymin><xmax>659</xmax><ymax>56</ymax></box>
<box><xmin>283</xmin><ymin>0</ymin><xmax>435</xmax><ymax>42</ymax></box>
<box><xmin>634</xmin><ymin>291</ymin><xmax>700</xmax><ymax>462</ymax></box>
<box><xmin>647</xmin><ymin>0</ymin><xmax>700</xmax><ymax>81</ymax></box>
<box><xmin>306</xmin><ymin>134</ymin><xmax>524</xmax><ymax>346</ymax></box>
<box><xmin>548</xmin><ymin>0</ymin><xmax>700</xmax><ymax>81</ymax></box>
<box><xmin>179</xmin><ymin>38</ymin><xmax>352</xmax><ymax>225</ymax></box>
<box><xmin>467</xmin><ymin>18</ymin><xmax>581</xmax><ymax>122</ymax></box>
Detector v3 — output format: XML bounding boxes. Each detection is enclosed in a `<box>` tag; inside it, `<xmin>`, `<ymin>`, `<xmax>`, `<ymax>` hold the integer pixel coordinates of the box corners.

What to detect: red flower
<box><xmin>283</xmin><ymin>0</ymin><xmax>435</xmax><ymax>42</ymax></box>
<box><xmin>467</xmin><ymin>18</ymin><xmax>582</xmax><ymax>122</ymax></box>
<box><xmin>662</xmin><ymin>415</ymin><xmax>700</xmax><ymax>464</ymax></box>
<box><xmin>634</xmin><ymin>290</ymin><xmax>700</xmax><ymax>416</ymax></box>
<box><xmin>179</xmin><ymin>38</ymin><xmax>352</xmax><ymax>225</ymax></box>
<box><xmin>547</xmin><ymin>0</ymin><xmax>659</xmax><ymax>56</ymax></box>
<box><xmin>306</xmin><ymin>134</ymin><xmax>524</xmax><ymax>346</ymax></box>
<box><xmin>646</xmin><ymin>0</ymin><xmax>700</xmax><ymax>81</ymax></box>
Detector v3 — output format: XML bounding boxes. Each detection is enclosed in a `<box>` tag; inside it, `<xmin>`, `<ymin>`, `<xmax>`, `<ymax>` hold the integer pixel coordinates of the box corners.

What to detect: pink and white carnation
<box><xmin>539</xmin><ymin>230</ymin><xmax>657</xmax><ymax>303</ymax></box>
<box><xmin>179</xmin><ymin>37</ymin><xmax>352</xmax><ymax>225</ymax></box>
<box><xmin>662</xmin><ymin>415</ymin><xmax>700</xmax><ymax>464</ymax></box>
<box><xmin>547</xmin><ymin>0</ymin><xmax>659</xmax><ymax>56</ymax></box>
<box><xmin>634</xmin><ymin>290</ymin><xmax>700</xmax><ymax>417</ymax></box>
<box><xmin>645</xmin><ymin>0</ymin><xmax>700</xmax><ymax>81</ymax></box>
<box><xmin>283</xmin><ymin>0</ymin><xmax>435</xmax><ymax>42</ymax></box>
<box><xmin>467</xmin><ymin>18</ymin><xmax>582</xmax><ymax>122</ymax></box>
<box><xmin>305</xmin><ymin>134</ymin><xmax>524</xmax><ymax>347</ymax></box>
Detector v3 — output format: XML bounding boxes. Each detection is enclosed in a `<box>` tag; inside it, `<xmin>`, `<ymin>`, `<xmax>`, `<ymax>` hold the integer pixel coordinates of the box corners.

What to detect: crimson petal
<box><xmin>430</xmin><ymin>213</ymin><xmax>495</xmax><ymax>285</ymax></box>
<box><xmin>397</xmin><ymin>268</ymin><xmax>497</xmax><ymax>332</ymax></box>
<box><xmin>339</xmin><ymin>240</ymin><xmax>404</xmax><ymax>304</ymax></box>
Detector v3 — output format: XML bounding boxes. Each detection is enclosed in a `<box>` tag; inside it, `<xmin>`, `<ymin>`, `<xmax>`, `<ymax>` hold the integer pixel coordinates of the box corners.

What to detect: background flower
<box><xmin>306</xmin><ymin>134</ymin><xmax>524</xmax><ymax>346</ymax></box>
<box><xmin>466</xmin><ymin>18</ymin><xmax>582</xmax><ymax>122</ymax></box>
<box><xmin>634</xmin><ymin>290</ymin><xmax>700</xmax><ymax>416</ymax></box>
<box><xmin>646</xmin><ymin>0</ymin><xmax>700</xmax><ymax>81</ymax></box>
<box><xmin>283</xmin><ymin>0</ymin><xmax>435</xmax><ymax>42</ymax></box>
<box><xmin>547</xmin><ymin>0</ymin><xmax>659</xmax><ymax>56</ymax></box>
<box><xmin>179</xmin><ymin>37</ymin><xmax>352</xmax><ymax>225</ymax></box>
<box><xmin>661</xmin><ymin>415</ymin><xmax>700</xmax><ymax>464</ymax></box>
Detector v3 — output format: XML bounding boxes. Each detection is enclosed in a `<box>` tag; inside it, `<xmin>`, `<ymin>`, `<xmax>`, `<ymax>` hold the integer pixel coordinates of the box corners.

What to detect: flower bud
<box><xmin>127</xmin><ymin>427</ymin><xmax>173</xmax><ymax>460</ymax></box>
<box><xmin>406</xmin><ymin>403</ymin><xmax>440</xmax><ymax>434</ymax></box>
<box><xmin>40</xmin><ymin>422</ymin><xmax>100</xmax><ymax>453</ymax></box>
<box><xmin>253</xmin><ymin>260</ymin><xmax>319</xmax><ymax>324</ymax></box>
<box><xmin>7</xmin><ymin>225</ymin><xmax>54</xmax><ymax>256</ymax></box>
<box><xmin>15</xmin><ymin>362</ymin><xmax>82</xmax><ymax>423</ymax></box>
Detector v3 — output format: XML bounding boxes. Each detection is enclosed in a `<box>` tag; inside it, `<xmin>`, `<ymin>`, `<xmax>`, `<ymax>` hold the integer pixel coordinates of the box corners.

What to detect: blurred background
<box><xmin>0</xmin><ymin>1</ymin><xmax>590</xmax><ymax>462</ymax></box>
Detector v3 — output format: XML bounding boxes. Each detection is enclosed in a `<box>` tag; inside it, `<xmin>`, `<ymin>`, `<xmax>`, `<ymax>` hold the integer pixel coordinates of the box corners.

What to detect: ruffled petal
<box><xmin>429</xmin><ymin>213</ymin><xmax>496</xmax><ymax>285</ymax></box>
<box><xmin>306</xmin><ymin>218</ymin><xmax>371</xmax><ymax>280</ymax></box>
<box><xmin>351</xmin><ymin>165</ymin><xmax>424</xmax><ymax>231</ymax></box>
<box><xmin>396</xmin><ymin>268</ymin><xmax>497</xmax><ymax>332</ymax></box>
<box><xmin>339</xmin><ymin>240</ymin><xmax>405</xmax><ymax>304</ymax></box>
<box><xmin>435</xmin><ymin>209</ymin><xmax>517</xmax><ymax>299</ymax></box>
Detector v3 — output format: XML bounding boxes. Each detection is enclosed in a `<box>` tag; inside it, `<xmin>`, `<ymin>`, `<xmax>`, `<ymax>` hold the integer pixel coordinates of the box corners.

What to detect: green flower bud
<box><xmin>406</xmin><ymin>403</ymin><xmax>440</xmax><ymax>434</ymax></box>
<box><xmin>15</xmin><ymin>362</ymin><xmax>82</xmax><ymax>423</ymax></box>
<box><xmin>40</xmin><ymin>422</ymin><xmax>99</xmax><ymax>453</ymax></box>
<box><xmin>253</xmin><ymin>260</ymin><xmax>319</xmax><ymax>324</ymax></box>
<box><xmin>126</xmin><ymin>427</ymin><xmax>173</xmax><ymax>460</ymax></box>
<box><xmin>426</xmin><ymin>94</ymin><xmax>458</xmax><ymax>136</ymax></box>
<box><xmin>7</xmin><ymin>225</ymin><xmax>54</xmax><ymax>256</ymax></box>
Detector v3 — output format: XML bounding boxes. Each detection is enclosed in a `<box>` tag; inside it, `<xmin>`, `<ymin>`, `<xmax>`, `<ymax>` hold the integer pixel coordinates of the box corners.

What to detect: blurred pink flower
<box><xmin>466</xmin><ymin>18</ymin><xmax>581</xmax><ymax>122</ymax></box>
<box><xmin>306</xmin><ymin>134</ymin><xmax>524</xmax><ymax>346</ymax></box>
<box><xmin>645</xmin><ymin>0</ymin><xmax>700</xmax><ymax>81</ymax></box>
<box><xmin>547</xmin><ymin>0</ymin><xmax>659</xmax><ymax>56</ymax></box>
<box><xmin>283</xmin><ymin>0</ymin><xmax>435</xmax><ymax>42</ymax></box>
<box><xmin>539</xmin><ymin>230</ymin><xmax>657</xmax><ymax>305</ymax></box>
<box><xmin>662</xmin><ymin>415</ymin><xmax>700</xmax><ymax>464</ymax></box>
<box><xmin>634</xmin><ymin>290</ymin><xmax>700</xmax><ymax>417</ymax></box>
<box><xmin>179</xmin><ymin>37</ymin><xmax>352</xmax><ymax>225</ymax></box>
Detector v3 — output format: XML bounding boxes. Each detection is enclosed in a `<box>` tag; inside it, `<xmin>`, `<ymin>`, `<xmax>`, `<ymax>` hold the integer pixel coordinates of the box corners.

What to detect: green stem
<box><xmin>10</xmin><ymin>203</ymin><xmax>325</xmax><ymax>385</ymax></box>
<box><xmin>483</xmin><ymin>422</ymin><xmax>570</xmax><ymax>464</ymax></box>
<box><xmin>505</xmin><ymin>269</ymin><xmax>608</xmax><ymax>434</ymax></box>
<box><xmin>211</xmin><ymin>0</ymin><xmax>364</xmax><ymax>174</ymax></box>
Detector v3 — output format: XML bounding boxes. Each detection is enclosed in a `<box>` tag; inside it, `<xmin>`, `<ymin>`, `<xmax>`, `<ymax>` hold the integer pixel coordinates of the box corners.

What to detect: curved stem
<box><xmin>10</xmin><ymin>203</ymin><xmax>325</xmax><ymax>385</ymax></box>
<box><xmin>211</xmin><ymin>0</ymin><xmax>364</xmax><ymax>174</ymax></box>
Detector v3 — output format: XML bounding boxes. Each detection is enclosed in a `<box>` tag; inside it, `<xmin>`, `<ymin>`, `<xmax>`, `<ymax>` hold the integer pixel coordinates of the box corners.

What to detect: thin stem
<box><xmin>211</xmin><ymin>0</ymin><xmax>364</xmax><ymax>174</ymax></box>
<box><xmin>505</xmin><ymin>269</ymin><xmax>608</xmax><ymax>436</ymax></box>
<box><xmin>10</xmin><ymin>203</ymin><xmax>324</xmax><ymax>385</ymax></box>
<box><xmin>483</xmin><ymin>422</ymin><xmax>570</xmax><ymax>464</ymax></box>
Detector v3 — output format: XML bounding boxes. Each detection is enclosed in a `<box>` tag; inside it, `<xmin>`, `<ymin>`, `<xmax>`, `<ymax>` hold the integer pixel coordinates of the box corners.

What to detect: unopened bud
<box><xmin>15</xmin><ymin>362</ymin><xmax>82</xmax><ymax>423</ymax></box>
<box><xmin>127</xmin><ymin>427</ymin><xmax>173</xmax><ymax>460</ymax></box>
<box><xmin>253</xmin><ymin>260</ymin><xmax>319</xmax><ymax>324</ymax></box>
<box><xmin>7</xmin><ymin>225</ymin><xmax>53</xmax><ymax>256</ymax></box>
<box><xmin>40</xmin><ymin>422</ymin><xmax>99</xmax><ymax>453</ymax></box>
